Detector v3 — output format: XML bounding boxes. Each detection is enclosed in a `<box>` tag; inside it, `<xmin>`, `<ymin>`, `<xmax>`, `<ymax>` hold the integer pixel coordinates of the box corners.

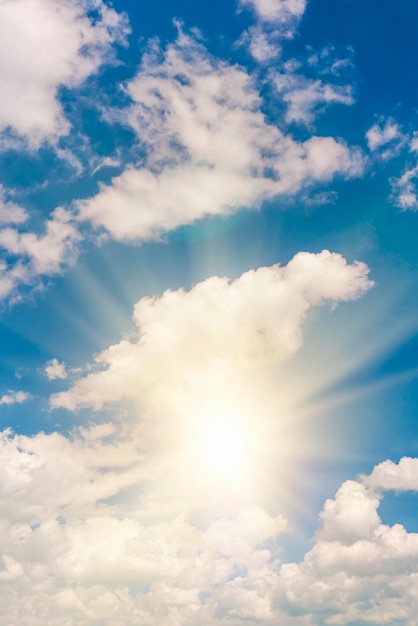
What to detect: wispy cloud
<box><xmin>77</xmin><ymin>30</ymin><xmax>364</xmax><ymax>242</ymax></box>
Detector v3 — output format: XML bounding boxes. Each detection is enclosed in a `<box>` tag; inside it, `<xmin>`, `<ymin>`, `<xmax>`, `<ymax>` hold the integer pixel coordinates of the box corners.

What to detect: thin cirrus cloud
<box><xmin>77</xmin><ymin>30</ymin><xmax>364</xmax><ymax>242</ymax></box>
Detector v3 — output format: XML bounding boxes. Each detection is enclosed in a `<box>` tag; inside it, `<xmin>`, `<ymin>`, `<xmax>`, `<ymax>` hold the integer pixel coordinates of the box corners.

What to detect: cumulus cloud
<box><xmin>47</xmin><ymin>250</ymin><xmax>372</xmax><ymax>519</ymax></box>
<box><xmin>0</xmin><ymin>186</ymin><xmax>28</xmax><ymax>225</ymax></box>
<box><xmin>366</xmin><ymin>118</ymin><xmax>406</xmax><ymax>161</ymax></box>
<box><xmin>51</xmin><ymin>250</ymin><xmax>372</xmax><ymax>413</ymax></box>
<box><xmin>0</xmin><ymin>413</ymin><xmax>417</xmax><ymax>625</ymax></box>
<box><xmin>364</xmin><ymin>456</ymin><xmax>418</xmax><ymax>492</ymax></box>
<box><xmin>238</xmin><ymin>0</ymin><xmax>306</xmax><ymax>63</ymax></box>
<box><xmin>0</xmin><ymin>391</ymin><xmax>30</xmax><ymax>406</ymax></box>
<box><xmin>391</xmin><ymin>163</ymin><xmax>418</xmax><ymax>211</ymax></box>
<box><xmin>77</xmin><ymin>31</ymin><xmax>364</xmax><ymax>242</ymax></box>
<box><xmin>0</xmin><ymin>207</ymin><xmax>81</xmax><ymax>300</ymax></box>
<box><xmin>239</xmin><ymin>0</ymin><xmax>306</xmax><ymax>27</ymax></box>
<box><xmin>0</xmin><ymin>0</ymin><xmax>128</xmax><ymax>147</ymax></box>
<box><xmin>44</xmin><ymin>359</ymin><xmax>68</xmax><ymax>380</ymax></box>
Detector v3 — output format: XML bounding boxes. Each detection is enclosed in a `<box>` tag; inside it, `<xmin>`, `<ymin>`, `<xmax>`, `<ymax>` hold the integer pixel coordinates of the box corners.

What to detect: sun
<box><xmin>195</xmin><ymin>409</ymin><xmax>255</xmax><ymax>481</ymax></box>
<box><xmin>203</xmin><ymin>417</ymin><xmax>248</xmax><ymax>477</ymax></box>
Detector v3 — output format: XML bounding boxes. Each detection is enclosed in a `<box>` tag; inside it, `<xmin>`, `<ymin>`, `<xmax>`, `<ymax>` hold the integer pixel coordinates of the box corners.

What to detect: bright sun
<box><xmin>198</xmin><ymin>411</ymin><xmax>253</xmax><ymax>480</ymax></box>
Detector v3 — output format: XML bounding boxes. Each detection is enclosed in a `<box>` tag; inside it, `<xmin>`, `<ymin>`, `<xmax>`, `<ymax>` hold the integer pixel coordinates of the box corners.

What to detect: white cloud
<box><xmin>367</xmin><ymin>119</ymin><xmax>402</xmax><ymax>152</ymax></box>
<box><xmin>78</xmin><ymin>32</ymin><xmax>364</xmax><ymax>241</ymax></box>
<box><xmin>0</xmin><ymin>0</ymin><xmax>128</xmax><ymax>147</ymax></box>
<box><xmin>391</xmin><ymin>163</ymin><xmax>418</xmax><ymax>211</ymax></box>
<box><xmin>48</xmin><ymin>251</ymin><xmax>372</xmax><ymax>520</ymax></box>
<box><xmin>366</xmin><ymin>118</ymin><xmax>406</xmax><ymax>161</ymax></box>
<box><xmin>364</xmin><ymin>456</ymin><xmax>418</xmax><ymax>492</ymax></box>
<box><xmin>239</xmin><ymin>0</ymin><xmax>306</xmax><ymax>26</ymax></box>
<box><xmin>0</xmin><ymin>186</ymin><xmax>28</xmax><ymax>225</ymax></box>
<box><xmin>51</xmin><ymin>250</ymin><xmax>372</xmax><ymax>413</ymax></box>
<box><xmin>272</xmin><ymin>69</ymin><xmax>354</xmax><ymax>126</ymax></box>
<box><xmin>0</xmin><ymin>391</ymin><xmax>30</xmax><ymax>406</ymax></box>
<box><xmin>44</xmin><ymin>359</ymin><xmax>68</xmax><ymax>380</ymax></box>
<box><xmin>242</xmin><ymin>26</ymin><xmax>282</xmax><ymax>62</ymax></box>
<box><xmin>0</xmin><ymin>207</ymin><xmax>81</xmax><ymax>300</ymax></box>
<box><xmin>0</xmin><ymin>417</ymin><xmax>417</xmax><ymax>625</ymax></box>
<box><xmin>275</xmin><ymin>467</ymin><xmax>418</xmax><ymax>626</ymax></box>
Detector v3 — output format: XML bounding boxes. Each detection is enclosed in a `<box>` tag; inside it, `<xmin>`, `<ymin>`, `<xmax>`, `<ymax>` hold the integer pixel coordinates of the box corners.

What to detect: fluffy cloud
<box><xmin>0</xmin><ymin>207</ymin><xmax>81</xmax><ymax>300</ymax></box>
<box><xmin>51</xmin><ymin>250</ymin><xmax>372</xmax><ymax>413</ymax></box>
<box><xmin>0</xmin><ymin>0</ymin><xmax>128</xmax><ymax>147</ymax></box>
<box><xmin>276</xmin><ymin>467</ymin><xmax>418</xmax><ymax>626</ymax></box>
<box><xmin>44</xmin><ymin>359</ymin><xmax>68</xmax><ymax>380</ymax></box>
<box><xmin>364</xmin><ymin>456</ymin><xmax>418</xmax><ymax>492</ymax></box>
<box><xmin>391</xmin><ymin>163</ymin><xmax>418</xmax><ymax>211</ymax></box>
<box><xmin>77</xmin><ymin>32</ymin><xmax>364</xmax><ymax>242</ymax></box>
<box><xmin>47</xmin><ymin>250</ymin><xmax>372</xmax><ymax>521</ymax></box>
<box><xmin>0</xmin><ymin>391</ymin><xmax>30</xmax><ymax>406</ymax></box>
<box><xmin>366</xmin><ymin>118</ymin><xmax>406</xmax><ymax>161</ymax></box>
<box><xmin>0</xmin><ymin>186</ymin><xmax>28</xmax><ymax>225</ymax></box>
<box><xmin>238</xmin><ymin>0</ymin><xmax>306</xmax><ymax>63</ymax></box>
<box><xmin>239</xmin><ymin>0</ymin><xmax>306</xmax><ymax>26</ymax></box>
<box><xmin>0</xmin><ymin>414</ymin><xmax>417</xmax><ymax>625</ymax></box>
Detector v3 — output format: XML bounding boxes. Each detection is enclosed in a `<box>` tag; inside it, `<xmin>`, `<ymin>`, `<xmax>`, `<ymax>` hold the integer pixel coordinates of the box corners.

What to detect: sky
<box><xmin>1</xmin><ymin>0</ymin><xmax>418</xmax><ymax>623</ymax></box>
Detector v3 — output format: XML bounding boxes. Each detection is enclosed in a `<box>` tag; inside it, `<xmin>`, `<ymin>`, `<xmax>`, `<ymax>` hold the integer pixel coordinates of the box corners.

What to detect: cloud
<box><xmin>366</xmin><ymin>118</ymin><xmax>406</xmax><ymax>160</ymax></box>
<box><xmin>0</xmin><ymin>413</ymin><xmax>417</xmax><ymax>625</ymax></box>
<box><xmin>0</xmin><ymin>186</ymin><xmax>28</xmax><ymax>225</ymax></box>
<box><xmin>239</xmin><ymin>0</ymin><xmax>306</xmax><ymax>26</ymax></box>
<box><xmin>0</xmin><ymin>207</ymin><xmax>81</xmax><ymax>300</ymax></box>
<box><xmin>364</xmin><ymin>456</ymin><xmax>418</xmax><ymax>492</ymax></box>
<box><xmin>0</xmin><ymin>0</ymin><xmax>128</xmax><ymax>147</ymax></box>
<box><xmin>0</xmin><ymin>391</ymin><xmax>30</xmax><ymax>406</ymax></box>
<box><xmin>241</xmin><ymin>25</ymin><xmax>283</xmax><ymax>62</ymax></box>
<box><xmin>51</xmin><ymin>250</ymin><xmax>372</xmax><ymax>413</ymax></box>
<box><xmin>48</xmin><ymin>250</ymin><xmax>372</xmax><ymax>520</ymax></box>
<box><xmin>77</xmin><ymin>31</ymin><xmax>364</xmax><ymax>242</ymax></box>
<box><xmin>273</xmin><ymin>70</ymin><xmax>354</xmax><ymax>126</ymax></box>
<box><xmin>391</xmin><ymin>163</ymin><xmax>418</xmax><ymax>211</ymax></box>
<box><xmin>44</xmin><ymin>359</ymin><xmax>68</xmax><ymax>380</ymax></box>
<box><xmin>237</xmin><ymin>0</ymin><xmax>306</xmax><ymax>62</ymax></box>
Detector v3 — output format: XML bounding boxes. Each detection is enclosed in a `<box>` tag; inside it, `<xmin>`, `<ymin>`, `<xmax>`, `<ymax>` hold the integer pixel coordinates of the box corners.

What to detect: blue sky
<box><xmin>1</xmin><ymin>0</ymin><xmax>418</xmax><ymax>623</ymax></box>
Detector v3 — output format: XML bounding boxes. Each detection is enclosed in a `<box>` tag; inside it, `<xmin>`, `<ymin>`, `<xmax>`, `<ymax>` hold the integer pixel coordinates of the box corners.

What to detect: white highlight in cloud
<box><xmin>78</xmin><ymin>32</ymin><xmax>364</xmax><ymax>241</ymax></box>
<box><xmin>0</xmin><ymin>0</ymin><xmax>129</xmax><ymax>147</ymax></box>
<box><xmin>44</xmin><ymin>359</ymin><xmax>68</xmax><ymax>380</ymax></box>
<box><xmin>0</xmin><ymin>390</ymin><xmax>30</xmax><ymax>406</ymax></box>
